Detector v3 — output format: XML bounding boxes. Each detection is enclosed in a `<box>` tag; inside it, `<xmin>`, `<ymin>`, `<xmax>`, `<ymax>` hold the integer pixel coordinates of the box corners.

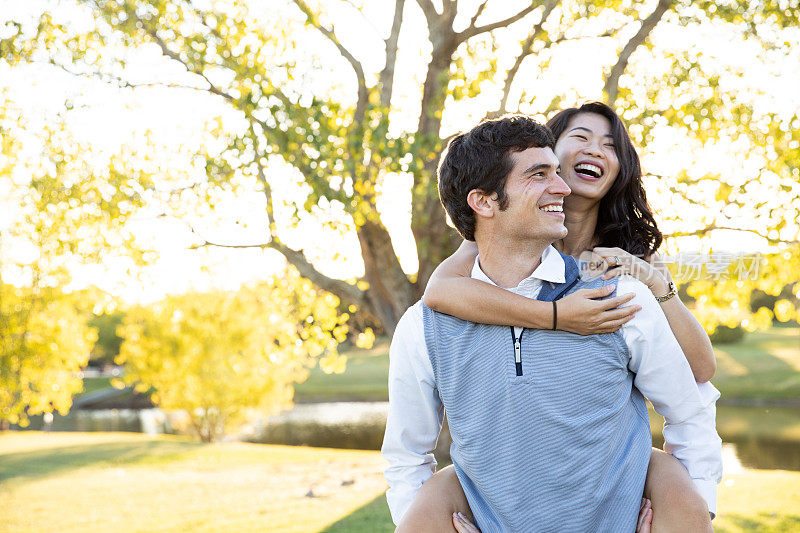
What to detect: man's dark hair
<box><xmin>437</xmin><ymin>115</ymin><xmax>555</xmax><ymax>241</ymax></box>
<box><xmin>547</xmin><ymin>102</ymin><xmax>662</xmax><ymax>258</ymax></box>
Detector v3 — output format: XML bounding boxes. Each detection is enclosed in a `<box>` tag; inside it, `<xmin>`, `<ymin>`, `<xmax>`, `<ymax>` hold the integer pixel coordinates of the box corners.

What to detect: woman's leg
<box><xmin>644</xmin><ymin>448</ymin><xmax>713</xmax><ymax>532</ymax></box>
<box><xmin>396</xmin><ymin>465</ymin><xmax>474</xmax><ymax>533</ymax></box>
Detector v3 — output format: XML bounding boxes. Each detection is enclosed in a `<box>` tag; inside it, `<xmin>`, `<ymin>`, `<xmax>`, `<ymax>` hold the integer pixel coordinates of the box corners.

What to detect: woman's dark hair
<box><xmin>547</xmin><ymin>102</ymin><xmax>662</xmax><ymax>258</ymax></box>
<box><xmin>438</xmin><ymin>115</ymin><xmax>555</xmax><ymax>241</ymax></box>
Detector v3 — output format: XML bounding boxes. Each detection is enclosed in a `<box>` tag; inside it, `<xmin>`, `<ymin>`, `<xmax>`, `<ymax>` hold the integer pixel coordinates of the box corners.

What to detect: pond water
<box><xmin>21</xmin><ymin>403</ymin><xmax>800</xmax><ymax>472</ymax></box>
<box><xmin>250</xmin><ymin>402</ymin><xmax>800</xmax><ymax>472</ymax></box>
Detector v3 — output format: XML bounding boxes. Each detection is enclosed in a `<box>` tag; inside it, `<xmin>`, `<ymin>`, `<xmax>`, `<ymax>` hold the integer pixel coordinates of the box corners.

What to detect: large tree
<box><xmin>2</xmin><ymin>0</ymin><xmax>798</xmax><ymax>334</ymax></box>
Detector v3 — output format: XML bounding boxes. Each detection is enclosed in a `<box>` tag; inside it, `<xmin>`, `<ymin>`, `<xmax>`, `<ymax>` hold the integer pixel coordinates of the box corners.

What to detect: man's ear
<box><xmin>467</xmin><ymin>189</ymin><xmax>495</xmax><ymax>219</ymax></box>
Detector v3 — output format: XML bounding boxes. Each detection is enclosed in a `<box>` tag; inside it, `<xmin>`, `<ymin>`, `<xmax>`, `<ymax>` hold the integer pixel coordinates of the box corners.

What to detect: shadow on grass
<box><xmin>0</xmin><ymin>439</ymin><xmax>204</xmax><ymax>484</ymax></box>
<box><xmin>719</xmin><ymin>513</ymin><xmax>800</xmax><ymax>532</ymax></box>
<box><xmin>319</xmin><ymin>492</ymin><xmax>394</xmax><ymax>533</ymax></box>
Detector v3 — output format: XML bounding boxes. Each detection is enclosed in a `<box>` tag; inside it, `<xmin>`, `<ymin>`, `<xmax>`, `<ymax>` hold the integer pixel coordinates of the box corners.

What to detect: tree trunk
<box><xmin>357</xmin><ymin>219</ymin><xmax>417</xmax><ymax>335</ymax></box>
<box><xmin>412</xmin><ymin>167</ymin><xmax>463</xmax><ymax>289</ymax></box>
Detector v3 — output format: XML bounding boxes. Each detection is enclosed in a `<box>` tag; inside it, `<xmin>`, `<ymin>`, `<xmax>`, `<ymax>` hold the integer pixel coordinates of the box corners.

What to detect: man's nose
<box><xmin>551</xmin><ymin>174</ymin><xmax>571</xmax><ymax>196</ymax></box>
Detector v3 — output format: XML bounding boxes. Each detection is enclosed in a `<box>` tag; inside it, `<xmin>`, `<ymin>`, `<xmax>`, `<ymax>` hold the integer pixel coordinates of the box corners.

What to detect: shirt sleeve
<box><xmin>617</xmin><ymin>276</ymin><xmax>723</xmax><ymax>517</ymax></box>
<box><xmin>381</xmin><ymin>303</ymin><xmax>444</xmax><ymax>525</ymax></box>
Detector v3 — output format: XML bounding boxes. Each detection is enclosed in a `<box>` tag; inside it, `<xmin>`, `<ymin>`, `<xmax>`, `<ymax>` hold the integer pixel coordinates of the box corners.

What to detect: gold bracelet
<box><xmin>655</xmin><ymin>281</ymin><xmax>677</xmax><ymax>303</ymax></box>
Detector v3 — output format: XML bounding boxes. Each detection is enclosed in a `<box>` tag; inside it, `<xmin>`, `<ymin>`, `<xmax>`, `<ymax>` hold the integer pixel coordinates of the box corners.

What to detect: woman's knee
<box><xmin>645</xmin><ymin>449</ymin><xmax>699</xmax><ymax>500</ymax></box>
<box><xmin>644</xmin><ymin>448</ymin><xmax>711</xmax><ymax>531</ymax></box>
<box><xmin>396</xmin><ymin>465</ymin><xmax>473</xmax><ymax>532</ymax></box>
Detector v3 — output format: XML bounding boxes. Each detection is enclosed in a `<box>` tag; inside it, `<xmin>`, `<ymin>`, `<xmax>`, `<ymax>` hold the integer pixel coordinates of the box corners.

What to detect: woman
<box><xmin>401</xmin><ymin>102</ymin><xmax>716</xmax><ymax>532</ymax></box>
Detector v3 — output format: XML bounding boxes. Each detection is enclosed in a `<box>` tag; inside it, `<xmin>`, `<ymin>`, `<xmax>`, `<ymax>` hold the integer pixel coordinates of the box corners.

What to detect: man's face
<box><xmin>491</xmin><ymin>146</ymin><xmax>571</xmax><ymax>243</ymax></box>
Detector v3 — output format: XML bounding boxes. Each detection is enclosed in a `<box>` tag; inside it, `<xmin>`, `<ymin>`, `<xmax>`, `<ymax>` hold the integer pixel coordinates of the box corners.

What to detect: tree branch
<box><xmin>459</xmin><ymin>2</ymin><xmax>538</xmax><ymax>41</ymax></box>
<box><xmin>47</xmin><ymin>59</ymin><xmax>211</xmax><ymax>94</ymax></box>
<box><xmin>339</xmin><ymin>0</ymin><xmax>384</xmax><ymax>38</ymax></box>
<box><xmin>604</xmin><ymin>0</ymin><xmax>673</xmax><ymax>105</ymax></box>
<box><xmin>379</xmin><ymin>0</ymin><xmax>406</xmax><ymax>108</ymax></box>
<box><xmin>179</xmin><ymin>214</ymin><xmax>366</xmax><ymax>306</ymax></box>
<box><xmin>415</xmin><ymin>0</ymin><xmax>441</xmax><ymax>30</ymax></box>
<box><xmin>468</xmin><ymin>1</ymin><xmax>490</xmax><ymax>29</ymax></box>
<box><xmin>494</xmin><ymin>2</ymin><xmax>556</xmax><ymax>114</ymax></box>
<box><xmin>291</xmin><ymin>0</ymin><xmax>368</xmax><ymax>121</ymax></box>
<box><xmin>143</xmin><ymin>26</ymin><xmax>235</xmax><ymax>102</ymax></box>
<box><xmin>664</xmin><ymin>223</ymin><xmax>782</xmax><ymax>242</ymax></box>
<box><xmin>245</xmin><ymin>130</ymin><xmax>367</xmax><ymax>307</ymax></box>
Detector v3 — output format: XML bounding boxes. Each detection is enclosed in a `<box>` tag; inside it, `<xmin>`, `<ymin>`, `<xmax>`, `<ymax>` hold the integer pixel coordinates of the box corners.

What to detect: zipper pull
<box><xmin>511</xmin><ymin>326</ymin><xmax>524</xmax><ymax>376</ymax></box>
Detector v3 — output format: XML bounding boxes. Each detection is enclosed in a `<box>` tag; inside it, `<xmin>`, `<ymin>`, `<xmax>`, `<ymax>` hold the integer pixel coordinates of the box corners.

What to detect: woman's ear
<box><xmin>467</xmin><ymin>189</ymin><xmax>495</xmax><ymax>219</ymax></box>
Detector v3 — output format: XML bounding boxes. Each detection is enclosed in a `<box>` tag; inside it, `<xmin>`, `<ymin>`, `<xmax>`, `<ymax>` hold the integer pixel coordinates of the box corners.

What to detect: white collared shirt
<box><xmin>381</xmin><ymin>245</ymin><xmax>722</xmax><ymax>524</ymax></box>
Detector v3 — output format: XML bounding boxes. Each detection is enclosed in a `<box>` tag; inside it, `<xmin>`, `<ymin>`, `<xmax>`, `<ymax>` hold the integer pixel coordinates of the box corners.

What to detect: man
<box><xmin>381</xmin><ymin>115</ymin><xmax>722</xmax><ymax>532</ymax></box>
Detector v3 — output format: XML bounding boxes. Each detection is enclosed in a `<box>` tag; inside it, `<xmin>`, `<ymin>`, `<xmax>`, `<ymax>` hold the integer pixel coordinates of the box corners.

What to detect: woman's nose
<box><xmin>582</xmin><ymin>143</ymin><xmax>604</xmax><ymax>158</ymax></box>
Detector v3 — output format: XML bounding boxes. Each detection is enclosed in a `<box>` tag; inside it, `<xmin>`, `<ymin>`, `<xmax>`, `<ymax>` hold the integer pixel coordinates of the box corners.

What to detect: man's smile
<box><xmin>539</xmin><ymin>203</ymin><xmax>564</xmax><ymax>216</ymax></box>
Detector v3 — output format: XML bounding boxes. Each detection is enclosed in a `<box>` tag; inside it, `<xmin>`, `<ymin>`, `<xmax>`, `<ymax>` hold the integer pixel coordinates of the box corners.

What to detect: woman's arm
<box><xmin>594</xmin><ymin>247</ymin><xmax>717</xmax><ymax>382</ymax></box>
<box><xmin>650</xmin><ymin>266</ymin><xmax>716</xmax><ymax>382</ymax></box>
<box><xmin>423</xmin><ymin>241</ymin><xmax>641</xmax><ymax>335</ymax></box>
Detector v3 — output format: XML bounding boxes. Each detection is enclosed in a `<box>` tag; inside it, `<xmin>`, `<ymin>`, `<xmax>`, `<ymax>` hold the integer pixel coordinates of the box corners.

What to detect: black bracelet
<box><xmin>552</xmin><ymin>300</ymin><xmax>557</xmax><ymax>330</ymax></box>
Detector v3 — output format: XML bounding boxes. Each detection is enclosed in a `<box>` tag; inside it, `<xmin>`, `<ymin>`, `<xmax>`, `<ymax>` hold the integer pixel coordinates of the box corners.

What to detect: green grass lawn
<box><xmin>713</xmin><ymin>326</ymin><xmax>800</xmax><ymax>400</ymax></box>
<box><xmin>1</xmin><ymin>432</ymin><xmax>799</xmax><ymax>532</ymax></box>
<box><xmin>293</xmin><ymin>340</ymin><xmax>391</xmax><ymax>403</ymax></box>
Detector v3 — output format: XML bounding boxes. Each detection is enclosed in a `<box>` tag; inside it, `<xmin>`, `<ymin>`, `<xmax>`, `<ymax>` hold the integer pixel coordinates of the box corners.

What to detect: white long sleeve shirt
<box><xmin>382</xmin><ymin>245</ymin><xmax>722</xmax><ymax>525</ymax></box>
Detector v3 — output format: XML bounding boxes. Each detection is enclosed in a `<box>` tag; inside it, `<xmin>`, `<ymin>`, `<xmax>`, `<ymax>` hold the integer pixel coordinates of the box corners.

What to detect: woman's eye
<box><xmin>574</xmin><ymin>135</ymin><xmax>587</xmax><ymax>140</ymax></box>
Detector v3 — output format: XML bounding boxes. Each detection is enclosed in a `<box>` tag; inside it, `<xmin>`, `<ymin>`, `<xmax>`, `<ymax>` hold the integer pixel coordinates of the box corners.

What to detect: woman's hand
<box><xmin>637</xmin><ymin>498</ymin><xmax>653</xmax><ymax>532</ymax></box>
<box><xmin>592</xmin><ymin>247</ymin><xmax>669</xmax><ymax>294</ymax></box>
<box><xmin>453</xmin><ymin>512</ymin><xmax>481</xmax><ymax>533</ymax></box>
<box><xmin>556</xmin><ymin>285</ymin><xmax>641</xmax><ymax>335</ymax></box>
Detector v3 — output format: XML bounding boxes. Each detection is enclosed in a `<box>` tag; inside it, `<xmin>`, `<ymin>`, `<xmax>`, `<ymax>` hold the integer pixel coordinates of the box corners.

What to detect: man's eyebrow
<box><xmin>568</xmin><ymin>126</ymin><xmax>614</xmax><ymax>138</ymax></box>
<box><xmin>522</xmin><ymin>163</ymin><xmax>555</xmax><ymax>175</ymax></box>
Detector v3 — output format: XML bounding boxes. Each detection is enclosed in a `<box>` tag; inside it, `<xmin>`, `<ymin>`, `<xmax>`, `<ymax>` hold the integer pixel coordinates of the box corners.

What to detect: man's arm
<box><xmin>381</xmin><ymin>303</ymin><xmax>444</xmax><ymax>525</ymax></box>
<box><xmin>618</xmin><ymin>276</ymin><xmax>723</xmax><ymax>517</ymax></box>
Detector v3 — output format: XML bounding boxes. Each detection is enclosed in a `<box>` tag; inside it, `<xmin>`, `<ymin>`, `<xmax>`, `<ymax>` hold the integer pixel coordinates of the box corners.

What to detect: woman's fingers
<box><xmin>636</xmin><ymin>499</ymin><xmax>652</xmax><ymax>532</ymax></box>
<box><xmin>452</xmin><ymin>512</ymin><xmax>481</xmax><ymax>533</ymax></box>
<box><xmin>601</xmin><ymin>266</ymin><xmax>625</xmax><ymax>280</ymax></box>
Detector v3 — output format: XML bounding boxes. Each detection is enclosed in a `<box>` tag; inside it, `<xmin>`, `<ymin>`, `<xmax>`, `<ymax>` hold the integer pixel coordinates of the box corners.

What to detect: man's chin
<box><xmin>549</xmin><ymin>226</ymin><xmax>568</xmax><ymax>240</ymax></box>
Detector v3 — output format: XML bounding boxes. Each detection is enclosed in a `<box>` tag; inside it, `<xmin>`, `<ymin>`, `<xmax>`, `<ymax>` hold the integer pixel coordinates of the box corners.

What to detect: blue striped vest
<box><xmin>421</xmin><ymin>251</ymin><xmax>651</xmax><ymax>532</ymax></box>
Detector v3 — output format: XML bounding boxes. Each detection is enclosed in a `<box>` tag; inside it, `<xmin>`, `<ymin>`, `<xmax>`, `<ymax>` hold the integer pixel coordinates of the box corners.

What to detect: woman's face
<box><xmin>554</xmin><ymin>112</ymin><xmax>620</xmax><ymax>202</ymax></box>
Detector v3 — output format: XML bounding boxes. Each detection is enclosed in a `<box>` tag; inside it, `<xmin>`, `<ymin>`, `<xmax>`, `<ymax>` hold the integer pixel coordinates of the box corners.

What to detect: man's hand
<box><xmin>556</xmin><ymin>285</ymin><xmax>640</xmax><ymax>335</ymax></box>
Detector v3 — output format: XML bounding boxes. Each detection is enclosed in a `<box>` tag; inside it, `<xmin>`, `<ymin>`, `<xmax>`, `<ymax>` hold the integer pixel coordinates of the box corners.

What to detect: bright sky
<box><xmin>2</xmin><ymin>0</ymin><xmax>798</xmax><ymax>303</ymax></box>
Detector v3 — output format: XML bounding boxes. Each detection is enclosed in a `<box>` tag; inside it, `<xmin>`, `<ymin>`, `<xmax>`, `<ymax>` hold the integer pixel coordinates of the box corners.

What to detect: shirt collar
<box><xmin>471</xmin><ymin>244</ymin><xmax>566</xmax><ymax>289</ymax></box>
